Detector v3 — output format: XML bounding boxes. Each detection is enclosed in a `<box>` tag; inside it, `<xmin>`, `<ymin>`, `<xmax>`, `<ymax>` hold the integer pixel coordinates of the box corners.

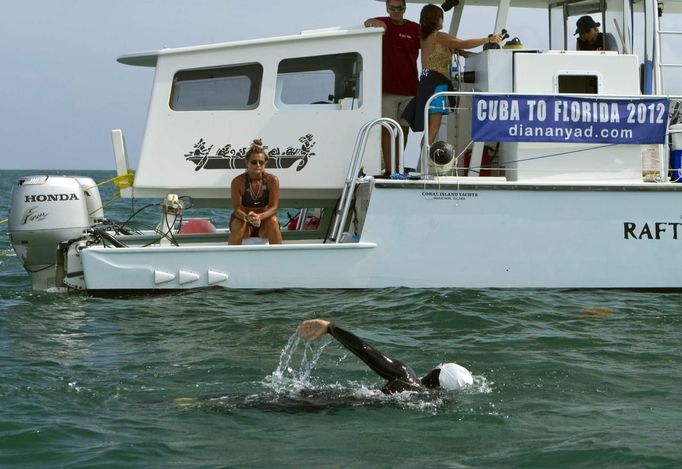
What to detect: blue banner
<box><xmin>471</xmin><ymin>95</ymin><xmax>669</xmax><ymax>144</ymax></box>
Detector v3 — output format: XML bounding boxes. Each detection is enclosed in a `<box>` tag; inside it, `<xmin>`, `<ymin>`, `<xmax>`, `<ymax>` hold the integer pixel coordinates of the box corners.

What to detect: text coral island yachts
<box><xmin>9</xmin><ymin>0</ymin><xmax>682</xmax><ymax>292</ymax></box>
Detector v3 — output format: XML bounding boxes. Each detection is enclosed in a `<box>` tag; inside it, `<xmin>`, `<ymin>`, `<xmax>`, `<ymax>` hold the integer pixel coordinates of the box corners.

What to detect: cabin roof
<box><xmin>403</xmin><ymin>0</ymin><xmax>682</xmax><ymax>8</ymax></box>
<box><xmin>117</xmin><ymin>26</ymin><xmax>382</xmax><ymax>67</ymax></box>
<box><xmin>405</xmin><ymin>0</ymin><xmax>549</xmax><ymax>6</ymax></box>
<box><xmin>119</xmin><ymin>0</ymin><xmax>682</xmax><ymax>67</ymax></box>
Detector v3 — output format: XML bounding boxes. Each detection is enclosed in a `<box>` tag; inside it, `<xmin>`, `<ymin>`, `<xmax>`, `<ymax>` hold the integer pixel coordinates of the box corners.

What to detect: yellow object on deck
<box><xmin>113</xmin><ymin>169</ymin><xmax>135</xmax><ymax>190</ymax></box>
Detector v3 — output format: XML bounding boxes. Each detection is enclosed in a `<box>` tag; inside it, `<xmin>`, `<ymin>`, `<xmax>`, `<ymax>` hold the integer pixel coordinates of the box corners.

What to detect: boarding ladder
<box><xmin>652</xmin><ymin>1</ymin><xmax>682</xmax><ymax>178</ymax></box>
<box><xmin>654</xmin><ymin>1</ymin><xmax>682</xmax><ymax>95</ymax></box>
<box><xmin>329</xmin><ymin>118</ymin><xmax>404</xmax><ymax>243</ymax></box>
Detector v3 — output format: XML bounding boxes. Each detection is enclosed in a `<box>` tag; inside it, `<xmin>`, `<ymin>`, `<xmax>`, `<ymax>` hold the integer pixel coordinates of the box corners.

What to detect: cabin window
<box><xmin>276</xmin><ymin>52</ymin><xmax>362</xmax><ymax>109</ymax></box>
<box><xmin>556</xmin><ymin>74</ymin><xmax>599</xmax><ymax>94</ymax></box>
<box><xmin>170</xmin><ymin>63</ymin><xmax>263</xmax><ymax>111</ymax></box>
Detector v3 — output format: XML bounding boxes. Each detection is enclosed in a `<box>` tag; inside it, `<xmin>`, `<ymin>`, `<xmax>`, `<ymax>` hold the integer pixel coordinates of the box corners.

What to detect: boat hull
<box><xmin>79</xmin><ymin>181</ymin><xmax>682</xmax><ymax>290</ymax></box>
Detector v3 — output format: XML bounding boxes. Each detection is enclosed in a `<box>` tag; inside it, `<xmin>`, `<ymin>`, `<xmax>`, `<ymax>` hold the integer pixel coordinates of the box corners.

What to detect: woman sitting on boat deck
<box><xmin>229</xmin><ymin>139</ymin><xmax>283</xmax><ymax>245</ymax></box>
<box><xmin>402</xmin><ymin>3</ymin><xmax>502</xmax><ymax>144</ymax></box>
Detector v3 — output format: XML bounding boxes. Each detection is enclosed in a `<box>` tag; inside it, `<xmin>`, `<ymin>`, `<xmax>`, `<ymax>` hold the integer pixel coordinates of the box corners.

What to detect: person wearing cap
<box><xmin>297</xmin><ymin>319</ymin><xmax>473</xmax><ymax>393</ymax></box>
<box><xmin>364</xmin><ymin>0</ymin><xmax>420</xmax><ymax>176</ymax></box>
<box><xmin>575</xmin><ymin>15</ymin><xmax>618</xmax><ymax>52</ymax></box>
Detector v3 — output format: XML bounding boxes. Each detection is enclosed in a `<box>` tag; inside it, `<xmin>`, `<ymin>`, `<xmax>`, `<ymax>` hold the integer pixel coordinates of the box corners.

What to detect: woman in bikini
<box><xmin>228</xmin><ymin>139</ymin><xmax>283</xmax><ymax>245</ymax></box>
<box><xmin>403</xmin><ymin>4</ymin><xmax>502</xmax><ymax>144</ymax></box>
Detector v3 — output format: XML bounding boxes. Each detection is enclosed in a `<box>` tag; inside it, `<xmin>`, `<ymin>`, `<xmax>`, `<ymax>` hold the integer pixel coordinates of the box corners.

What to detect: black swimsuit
<box><xmin>242</xmin><ymin>174</ymin><xmax>269</xmax><ymax>208</ymax></box>
<box><xmin>328</xmin><ymin>323</ymin><xmax>425</xmax><ymax>394</ymax></box>
<box><xmin>231</xmin><ymin>174</ymin><xmax>269</xmax><ymax>234</ymax></box>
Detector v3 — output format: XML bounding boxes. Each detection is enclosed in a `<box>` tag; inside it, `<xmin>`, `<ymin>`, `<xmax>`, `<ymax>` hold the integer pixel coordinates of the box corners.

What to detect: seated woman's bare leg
<box><xmin>259</xmin><ymin>216</ymin><xmax>283</xmax><ymax>244</ymax></box>
<box><xmin>228</xmin><ymin>218</ymin><xmax>252</xmax><ymax>245</ymax></box>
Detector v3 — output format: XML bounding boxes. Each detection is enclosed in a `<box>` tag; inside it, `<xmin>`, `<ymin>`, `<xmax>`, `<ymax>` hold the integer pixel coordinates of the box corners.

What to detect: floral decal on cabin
<box><xmin>184</xmin><ymin>134</ymin><xmax>316</xmax><ymax>172</ymax></box>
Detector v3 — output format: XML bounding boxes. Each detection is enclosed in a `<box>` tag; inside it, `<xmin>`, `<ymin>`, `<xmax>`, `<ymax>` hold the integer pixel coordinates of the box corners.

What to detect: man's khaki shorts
<box><xmin>381</xmin><ymin>93</ymin><xmax>412</xmax><ymax>128</ymax></box>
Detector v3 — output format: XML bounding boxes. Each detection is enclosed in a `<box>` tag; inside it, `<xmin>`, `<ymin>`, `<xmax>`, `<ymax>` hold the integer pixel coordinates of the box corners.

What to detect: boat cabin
<box><xmin>117</xmin><ymin>27</ymin><xmax>384</xmax><ymax>204</ymax></box>
<box><xmin>112</xmin><ymin>0</ymin><xmax>677</xmax><ymax>206</ymax></box>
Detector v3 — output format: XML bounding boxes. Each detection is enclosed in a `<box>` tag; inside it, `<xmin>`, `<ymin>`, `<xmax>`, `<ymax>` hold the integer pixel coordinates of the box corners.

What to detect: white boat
<box><xmin>8</xmin><ymin>0</ymin><xmax>682</xmax><ymax>291</ymax></box>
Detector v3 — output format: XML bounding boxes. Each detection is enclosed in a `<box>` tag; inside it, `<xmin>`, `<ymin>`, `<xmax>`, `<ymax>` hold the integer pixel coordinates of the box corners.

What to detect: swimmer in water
<box><xmin>297</xmin><ymin>319</ymin><xmax>473</xmax><ymax>394</ymax></box>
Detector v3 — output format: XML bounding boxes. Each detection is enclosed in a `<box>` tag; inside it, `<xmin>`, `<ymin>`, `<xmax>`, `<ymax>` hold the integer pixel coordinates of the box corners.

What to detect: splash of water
<box><xmin>264</xmin><ymin>331</ymin><xmax>332</xmax><ymax>393</ymax></box>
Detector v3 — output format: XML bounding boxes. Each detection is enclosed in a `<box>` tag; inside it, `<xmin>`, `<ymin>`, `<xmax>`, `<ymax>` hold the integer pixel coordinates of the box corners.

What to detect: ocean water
<box><xmin>1</xmin><ymin>169</ymin><xmax>681</xmax><ymax>468</ymax></box>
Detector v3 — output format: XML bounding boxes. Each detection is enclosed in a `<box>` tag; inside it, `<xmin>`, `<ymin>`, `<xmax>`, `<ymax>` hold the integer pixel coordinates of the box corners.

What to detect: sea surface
<box><xmin>1</xmin><ymin>169</ymin><xmax>681</xmax><ymax>468</ymax></box>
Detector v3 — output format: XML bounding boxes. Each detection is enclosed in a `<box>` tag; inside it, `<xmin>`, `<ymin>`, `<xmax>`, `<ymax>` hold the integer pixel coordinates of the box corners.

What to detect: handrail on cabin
<box><xmin>330</xmin><ymin>117</ymin><xmax>404</xmax><ymax>242</ymax></box>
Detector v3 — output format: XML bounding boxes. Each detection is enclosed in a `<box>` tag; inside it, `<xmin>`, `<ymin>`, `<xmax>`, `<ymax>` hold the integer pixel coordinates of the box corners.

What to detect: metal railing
<box><xmin>329</xmin><ymin>118</ymin><xmax>404</xmax><ymax>242</ymax></box>
<box><xmin>657</xmin><ymin>30</ymin><xmax>682</xmax><ymax>68</ymax></box>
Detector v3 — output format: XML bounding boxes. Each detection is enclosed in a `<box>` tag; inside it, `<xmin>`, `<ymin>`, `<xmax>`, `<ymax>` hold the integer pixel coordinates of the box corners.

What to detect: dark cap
<box><xmin>575</xmin><ymin>15</ymin><xmax>600</xmax><ymax>35</ymax></box>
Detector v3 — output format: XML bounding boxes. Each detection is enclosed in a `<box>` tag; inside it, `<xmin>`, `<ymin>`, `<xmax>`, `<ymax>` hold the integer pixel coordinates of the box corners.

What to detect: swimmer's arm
<box><xmin>298</xmin><ymin>319</ymin><xmax>413</xmax><ymax>382</ymax></box>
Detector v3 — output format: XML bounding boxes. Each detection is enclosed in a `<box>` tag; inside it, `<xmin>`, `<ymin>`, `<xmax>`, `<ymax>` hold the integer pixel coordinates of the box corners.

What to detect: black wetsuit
<box><xmin>328</xmin><ymin>323</ymin><xmax>427</xmax><ymax>394</ymax></box>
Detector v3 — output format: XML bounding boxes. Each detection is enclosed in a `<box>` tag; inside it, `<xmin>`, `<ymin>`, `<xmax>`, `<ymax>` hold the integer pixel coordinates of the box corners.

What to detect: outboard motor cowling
<box><xmin>74</xmin><ymin>176</ymin><xmax>104</xmax><ymax>223</ymax></box>
<box><xmin>8</xmin><ymin>175</ymin><xmax>101</xmax><ymax>291</ymax></box>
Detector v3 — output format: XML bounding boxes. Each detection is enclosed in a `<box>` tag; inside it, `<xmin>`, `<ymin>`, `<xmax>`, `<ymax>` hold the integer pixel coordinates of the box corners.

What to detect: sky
<box><xmin>1</xmin><ymin>0</ymin><xmax>547</xmax><ymax>170</ymax></box>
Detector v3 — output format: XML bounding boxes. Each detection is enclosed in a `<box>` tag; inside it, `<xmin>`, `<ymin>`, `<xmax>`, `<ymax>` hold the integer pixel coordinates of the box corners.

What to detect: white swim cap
<box><xmin>438</xmin><ymin>363</ymin><xmax>473</xmax><ymax>390</ymax></box>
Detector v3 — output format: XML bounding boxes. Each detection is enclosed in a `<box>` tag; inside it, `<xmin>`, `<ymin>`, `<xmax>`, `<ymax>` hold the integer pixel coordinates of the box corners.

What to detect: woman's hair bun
<box><xmin>246</xmin><ymin>137</ymin><xmax>267</xmax><ymax>160</ymax></box>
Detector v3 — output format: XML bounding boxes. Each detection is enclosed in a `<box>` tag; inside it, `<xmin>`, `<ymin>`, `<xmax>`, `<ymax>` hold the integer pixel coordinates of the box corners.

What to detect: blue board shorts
<box><xmin>429</xmin><ymin>84</ymin><xmax>450</xmax><ymax>115</ymax></box>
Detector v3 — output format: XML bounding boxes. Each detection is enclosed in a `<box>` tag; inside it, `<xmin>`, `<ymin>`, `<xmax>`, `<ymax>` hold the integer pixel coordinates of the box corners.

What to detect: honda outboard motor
<box><xmin>8</xmin><ymin>175</ymin><xmax>102</xmax><ymax>291</ymax></box>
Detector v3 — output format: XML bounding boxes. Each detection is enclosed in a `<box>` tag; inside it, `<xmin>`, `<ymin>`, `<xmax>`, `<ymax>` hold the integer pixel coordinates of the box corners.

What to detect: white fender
<box><xmin>207</xmin><ymin>270</ymin><xmax>229</xmax><ymax>285</ymax></box>
<box><xmin>178</xmin><ymin>270</ymin><xmax>200</xmax><ymax>285</ymax></box>
<box><xmin>154</xmin><ymin>269</ymin><xmax>176</xmax><ymax>284</ymax></box>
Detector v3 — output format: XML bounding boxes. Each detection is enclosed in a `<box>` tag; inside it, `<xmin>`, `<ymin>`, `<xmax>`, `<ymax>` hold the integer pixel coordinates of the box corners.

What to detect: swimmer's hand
<box><xmin>297</xmin><ymin>319</ymin><xmax>330</xmax><ymax>341</ymax></box>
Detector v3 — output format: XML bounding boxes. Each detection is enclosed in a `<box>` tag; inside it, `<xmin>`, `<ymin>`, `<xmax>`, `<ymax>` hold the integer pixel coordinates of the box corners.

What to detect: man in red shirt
<box><xmin>365</xmin><ymin>0</ymin><xmax>420</xmax><ymax>176</ymax></box>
